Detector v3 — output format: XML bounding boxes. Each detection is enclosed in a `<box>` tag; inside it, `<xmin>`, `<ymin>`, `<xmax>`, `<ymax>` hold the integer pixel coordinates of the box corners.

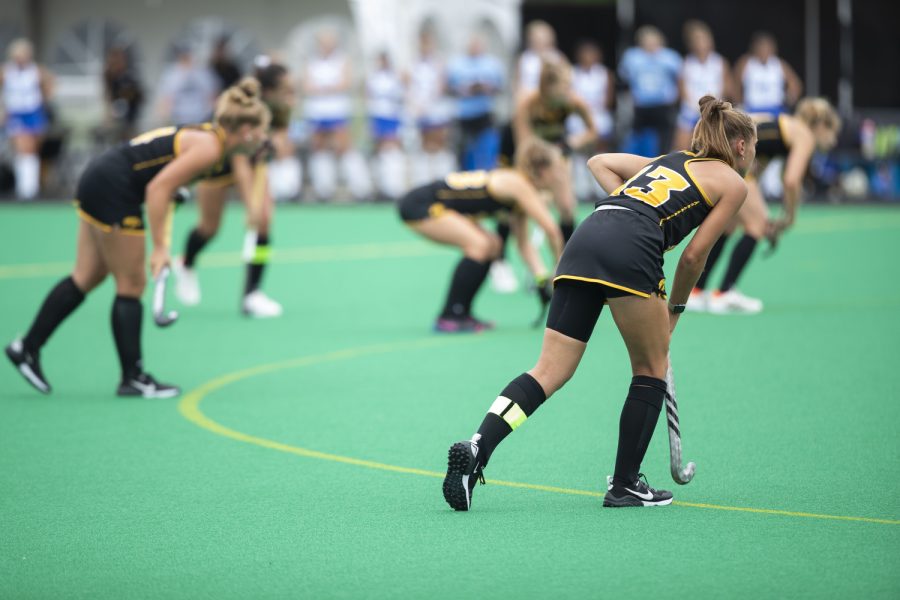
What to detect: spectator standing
<box><xmin>367</xmin><ymin>50</ymin><xmax>407</xmax><ymax>199</ymax></box>
<box><xmin>567</xmin><ymin>40</ymin><xmax>614</xmax><ymax>200</ymax></box>
<box><xmin>209</xmin><ymin>36</ymin><xmax>242</xmax><ymax>91</ymax></box>
<box><xmin>515</xmin><ymin>20</ymin><xmax>564</xmax><ymax>99</ymax></box>
<box><xmin>157</xmin><ymin>46</ymin><xmax>218</xmax><ymax>125</ymax></box>
<box><xmin>618</xmin><ymin>26</ymin><xmax>682</xmax><ymax>156</ymax></box>
<box><xmin>304</xmin><ymin>28</ymin><xmax>371</xmax><ymax>201</ymax></box>
<box><xmin>1</xmin><ymin>38</ymin><xmax>53</xmax><ymax>200</ymax></box>
<box><xmin>408</xmin><ymin>29</ymin><xmax>455</xmax><ymax>185</ymax></box>
<box><xmin>103</xmin><ymin>46</ymin><xmax>144</xmax><ymax>142</ymax></box>
<box><xmin>735</xmin><ymin>32</ymin><xmax>802</xmax><ymax>116</ymax></box>
<box><xmin>447</xmin><ymin>33</ymin><xmax>505</xmax><ymax>171</ymax></box>
<box><xmin>673</xmin><ymin>21</ymin><xmax>732</xmax><ymax>151</ymax></box>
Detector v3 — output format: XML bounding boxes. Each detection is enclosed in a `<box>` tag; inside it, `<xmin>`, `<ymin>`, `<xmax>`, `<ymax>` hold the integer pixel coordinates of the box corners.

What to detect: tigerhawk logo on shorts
<box><xmin>122</xmin><ymin>216</ymin><xmax>142</xmax><ymax>229</ymax></box>
<box><xmin>658</xmin><ymin>279</ymin><xmax>667</xmax><ymax>294</ymax></box>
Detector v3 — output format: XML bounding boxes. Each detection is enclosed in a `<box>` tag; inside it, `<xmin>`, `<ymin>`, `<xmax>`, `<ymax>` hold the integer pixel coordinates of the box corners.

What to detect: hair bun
<box><xmin>233</xmin><ymin>77</ymin><xmax>261</xmax><ymax>103</ymax></box>
<box><xmin>698</xmin><ymin>95</ymin><xmax>732</xmax><ymax>118</ymax></box>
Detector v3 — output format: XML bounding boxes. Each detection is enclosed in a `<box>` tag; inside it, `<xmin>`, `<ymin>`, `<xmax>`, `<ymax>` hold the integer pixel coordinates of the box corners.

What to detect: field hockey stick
<box><xmin>243</xmin><ymin>142</ymin><xmax>271</xmax><ymax>259</ymax></box>
<box><xmin>665</xmin><ymin>357</ymin><xmax>696</xmax><ymax>485</ymax></box>
<box><xmin>152</xmin><ymin>202</ymin><xmax>178</xmax><ymax>328</ymax></box>
<box><xmin>531</xmin><ymin>276</ymin><xmax>553</xmax><ymax>328</ymax></box>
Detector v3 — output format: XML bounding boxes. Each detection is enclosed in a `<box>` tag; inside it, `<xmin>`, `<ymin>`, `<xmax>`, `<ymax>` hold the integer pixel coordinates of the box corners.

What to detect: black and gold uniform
<box><xmin>75</xmin><ymin>123</ymin><xmax>227</xmax><ymax>234</ymax></box>
<box><xmin>498</xmin><ymin>100</ymin><xmax>577</xmax><ymax>166</ymax></box>
<box><xmin>554</xmin><ymin>151</ymin><xmax>722</xmax><ymax>298</ymax></box>
<box><xmin>398</xmin><ymin>170</ymin><xmax>512</xmax><ymax>222</ymax></box>
<box><xmin>755</xmin><ymin>115</ymin><xmax>790</xmax><ymax>162</ymax></box>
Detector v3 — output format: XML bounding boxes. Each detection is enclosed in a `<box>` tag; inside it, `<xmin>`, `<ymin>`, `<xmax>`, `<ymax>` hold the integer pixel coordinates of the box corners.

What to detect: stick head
<box><xmin>152</xmin><ymin>266</ymin><xmax>179</xmax><ymax>328</ymax></box>
<box><xmin>672</xmin><ymin>461</ymin><xmax>696</xmax><ymax>485</ymax></box>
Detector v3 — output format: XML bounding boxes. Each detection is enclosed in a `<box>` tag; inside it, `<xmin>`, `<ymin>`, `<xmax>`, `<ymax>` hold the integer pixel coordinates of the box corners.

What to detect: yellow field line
<box><xmin>178</xmin><ymin>339</ymin><xmax>900</xmax><ymax>527</ymax></box>
<box><xmin>0</xmin><ymin>241</ymin><xmax>446</xmax><ymax>280</ymax></box>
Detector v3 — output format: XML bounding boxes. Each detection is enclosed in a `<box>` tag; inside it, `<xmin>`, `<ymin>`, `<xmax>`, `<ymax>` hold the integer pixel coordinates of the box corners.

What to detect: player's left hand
<box><xmin>150</xmin><ymin>246</ymin><xmax>171</xmax><ymax>279</ymax></box>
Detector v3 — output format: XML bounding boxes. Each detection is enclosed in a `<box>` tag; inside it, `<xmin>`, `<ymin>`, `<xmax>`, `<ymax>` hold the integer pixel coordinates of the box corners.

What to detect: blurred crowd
<box><xmin>1</xmin><ymin>19</ymin><xmax>898</xmax><ymax>202</ymax></box>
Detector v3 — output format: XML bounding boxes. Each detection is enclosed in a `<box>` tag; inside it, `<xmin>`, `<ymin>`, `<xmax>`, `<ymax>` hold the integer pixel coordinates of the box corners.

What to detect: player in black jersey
<box><xmin>689</xmin><ymin>97</ymin><xmax>840</xmax><ymax>313</ymax></box>
<box><xmin>492</xmin><ymin>59</ymin><xmax>596</xmax><ymax>292</ymax></box>
<box><xmin>173</xmin><ymin>61</ymin><xmax>294</xmax><ymax>318</ymax></box>
<box><xmin>398</xmin><ymin>139</ymin><xmax>565</xmax><ymax>333</ymax></box>
<box><xmin>443</xmin><ymin>96</ymin><xmax>755</xmax><ymax>510</ymax></box>
<box><xmin>4</xmin><ymin>78</ymin><xmax>271</xmax><ymax>398</ymax></box>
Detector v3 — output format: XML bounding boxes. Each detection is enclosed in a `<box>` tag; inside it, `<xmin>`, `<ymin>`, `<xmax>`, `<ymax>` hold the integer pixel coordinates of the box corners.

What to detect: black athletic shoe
<box><xmin>117</xmin><ymin>373</ymin><xmax>180</xmax><ymax>399</ymax></box>
<box><xmin>603</xmin><ymin>474</ymin><xmax>673</xmax><ymax>507</ymax></box>
<box><xmin>5</xmin><ymin>338</ymin><xmax>51</xmax><ymax>394</ymax></box>
<box><xmin>443</xmin><ymin>440</ymin><xmax>485</xmax><ymax>511</ymax></box>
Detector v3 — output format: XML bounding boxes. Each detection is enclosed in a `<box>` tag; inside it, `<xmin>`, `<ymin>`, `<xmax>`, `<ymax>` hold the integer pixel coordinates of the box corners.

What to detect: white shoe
<box><xmin>685</xmin><ymin>288</ymin><xmax>710</xmax><ymax>313</ymax></box>
<box><xmin>708</xmin><ymin>290</ymin><xmax>763</xmax><ymax>314</ymax></box>
<box><xmin>242</xmin><ymin>290</ymin><xmax>283</xmax><ymax>318</ymax></box>
<box><xmin>489</xmin><ymin>260</ymin><xmax>519</xmax><ymax>294</ymax></box>
<box><xmin>172</xmin><ymin>260</ymin><xmax>201</xmax><ymax>306</ymax></box>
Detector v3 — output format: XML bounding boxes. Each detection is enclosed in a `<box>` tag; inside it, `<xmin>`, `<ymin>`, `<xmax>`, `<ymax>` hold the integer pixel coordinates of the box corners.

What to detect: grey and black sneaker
<box><xmin>443</xmin><ymin>439</ymin><xmax>485</xmax><ymax>511</ymax></box>
<box><xmin>603</xmin><ymin>473</ymin><xmax>673</xmax><ymax>507</ymax></box>
<box><xmin>5</xmin><ymin>338</ymin><xmax>51</xmax><ymax>394</ymax></box>
<box><xmin>117</xmin><ymin>373</ymin><xmax>180</xmax><ymax>399</ymax></box>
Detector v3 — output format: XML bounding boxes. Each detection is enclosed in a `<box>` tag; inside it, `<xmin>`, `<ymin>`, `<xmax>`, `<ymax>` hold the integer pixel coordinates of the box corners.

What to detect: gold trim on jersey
<box><xmin>552</xmin><ymin>274</ymin><xmax>650</xmax><ymax>298</ymax></box>
<box><xmin>659</xmin><ymin>200</ymin><xmax>701</xmax><ymax>226</ymax></box>
<box><xmin>133</xmin><ymin>155</ymin><xmax>174</xmax><ymax>171</ymax></box>
<box><xmin>76</xmin><ymin>207</ymin><xmax>146</xmax><ymax>236</ymax></box>
<box><xmin>683</xmin><ymin>158</ymin><xmax>720</xmax><ymax>207</ymax></box>
<box><xmin>777</xmin><ymin>114</ymin><xmax>791</xmax><ymax>147</ymax></box>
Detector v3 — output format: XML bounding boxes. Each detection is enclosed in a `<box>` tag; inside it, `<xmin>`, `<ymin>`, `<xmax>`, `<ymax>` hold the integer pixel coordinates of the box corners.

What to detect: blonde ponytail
<box><xmin>691</xmin><ymin>95</ymin><xmax>755</xmax><ymax>168</ymax></box>
<box><xmin>214</xmin><ymin>77</ymin><xmax>271</xmax><ymax>131</ymax></box>
<box><xmin>795</xmin><ymin>97</ymin><xmax>841</xmax><ymax>132</ymax></box>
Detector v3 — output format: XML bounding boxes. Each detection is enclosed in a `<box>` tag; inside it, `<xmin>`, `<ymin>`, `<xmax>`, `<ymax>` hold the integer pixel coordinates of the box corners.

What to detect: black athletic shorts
<box><xmin>75</xmin><ymin>152</ymin><xmax>145</xmax><ymax>234</ymax></box>
<box><xmin>498</xmin><ymin>123</ymin><xmax>571</xmax><ymax>168</ymax></box>
<box><xmin>554</xmin><ymin>207</ymin><xmax>667</xmax><ymax>299</ymax></box>
<box><xmin>398</xmin><ymin>183</ymin><xmax>439</xmax><ymax>222</ymax></box>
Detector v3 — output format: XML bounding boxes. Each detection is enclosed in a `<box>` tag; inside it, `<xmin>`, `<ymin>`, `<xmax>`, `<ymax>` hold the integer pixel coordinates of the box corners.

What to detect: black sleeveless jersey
<box><xmin>596</xmin><ymin>151</ymin><xmax>722</xmax><ymax>251</ymax></box>
<box><xmin>755</xmin><ymin>115</ymin><xmax>790</xmax><ymax>161</ymax></box>
<box><xmin>119</xmin><ymin>123</ymin><xmax>228</xmax><ymax>190</ymax></box>
<box><xmin>528</xmin><ymin>98</ymin><xmax>576</xmax><ymax>145</ymax></box>
<box><xmin>429</xmin><ymin>171</ymin><xmax>512</xmax><ymax>217</ymax></box>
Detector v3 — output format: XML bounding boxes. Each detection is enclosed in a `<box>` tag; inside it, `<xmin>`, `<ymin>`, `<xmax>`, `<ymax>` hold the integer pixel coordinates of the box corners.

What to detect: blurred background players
<box><xmin>618</xmin><ymin>26</ymin><xmax>681</xmax><ymax>157</ymax></box>
<box><xmin>514</xmin><ymin>20</ymin><xmax>563</xmax><ymax>99</ymax></box>
<box><xmin>673</xmin><ymin>21</ymin><xmax>733</xmax><ymax>152</ymax></box>
<box><xmin>156</xmin><ymin>45</ymin><xmax>218</xmax><ymax>126</ymax></box>
<box><xmin>304</xmin><ymin>27</ymin><xmax>371</xmax><ymax>201</ymax></box>
<box><xmin>448</xmin><ymin>33</ymin><xmax>505</xmax><ymax>172</ymax></box>
<box><xmin>1</xmin><ymin>38</ymin><xmax>53</xmax><ymax>200</ymax></box>
<box><xmin>102</xmin><ymin>46</ymin><xmax>144</xmax><ymax>144</ymax></box>
<box><xmin>256</xmin><ymin>55</ymin><xmax>302</xmax><ymax>201</ymax></box>
<box><xmin>408</xmin><ymin>29</ymin><xmax>455</xmax><ymax>187</ymax></box>
<box><xmin>367</xmin><ymin>50</ymin><xmax>407</xmax><ymax>200</ymax></box>
<box><xmin>568</xmin><ymin>40</ymin><xmax>613</xmax><ymax>202</ymax></box>
<box><xmin>735</xmin><ymin>32</ymin><xmax>803</xmax><ymax>117</ymax></box>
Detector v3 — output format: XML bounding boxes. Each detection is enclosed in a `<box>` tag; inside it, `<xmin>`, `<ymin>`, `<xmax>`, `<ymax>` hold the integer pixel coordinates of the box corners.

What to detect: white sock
<box><xmin>268</xmin><ymin>157</ymin><xmax>302</xmax><ymax>201</ymax></box>
<box><xmin>340</xmin><ymin>150</ymin><xmax>372</xmax><ymax>200</ymax></box>
<box><xmin>15</xmin><ymin>154</ymin><xmax>40</xmax><ymax>200</ymax></box>
<box><xmin>309</xmin><ymin>152</ymin><xmax>337</xmax><ymax>200</ymax></box>
<box><xmin>431</xmin><ymin>150</ymin><xmax>456</xmax><ymax>180</ymax></box>
<box><xmin>409</xmin><ymin>152</ymin><xmax>431</xmax><ymax>187</ymax></box>
<box><xmin>376</xmin><ymin>148</ymin><xmax>407</xmax><ymax>199</ymax></box>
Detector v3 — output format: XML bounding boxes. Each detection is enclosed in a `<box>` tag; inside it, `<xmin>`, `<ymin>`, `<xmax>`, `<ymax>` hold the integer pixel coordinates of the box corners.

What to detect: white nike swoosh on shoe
<box><xmin>19</xmin><ymin>364</ymin><xmax>49</xmax><ymax>392</ymax></box>
<box><xmin>624</xmin><ymin>486</ymin><xmax>655</xmax><ymax>501</ymax></box>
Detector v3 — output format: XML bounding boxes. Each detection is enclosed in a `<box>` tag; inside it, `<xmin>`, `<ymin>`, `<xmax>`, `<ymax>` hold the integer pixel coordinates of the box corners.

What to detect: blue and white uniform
<box><xmin>367</xmin><ymin>67</ymin><xmax>404</xmax><ymax>140</ymax></box>
<box><xmin>742</xmin><ymin>57</ymin><xmax>785</xmax><ymax>116</ymax></box>
<box><xmin>678</xmin><ymin>52</ymin><xmax>725</xmax><ymax>129</ymax></box>
<box><xmin>568</xmin><ymin>63</ymin><xmax>612</xmax><ymax>138</ymax></box>
<box><xmin>3</xmin><ymin>62</ymin><xmax>47</xmax><ymax>135</ymax></box>
<box><xmin>305</xmin><ymin>52</ymin><xmax>352</xmax><ymax>131</ymax></box>
<box><xmin>410</xmin><ymin>55</ymin><xmax>452</xmax><ymax>130</ymax></box>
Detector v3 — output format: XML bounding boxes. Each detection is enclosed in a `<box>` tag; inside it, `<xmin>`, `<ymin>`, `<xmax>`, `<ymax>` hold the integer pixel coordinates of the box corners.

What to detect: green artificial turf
<box><xmin>1</xmin><ymin>202</ymin><xmax>898</xmax><ymax>598</ymax></box>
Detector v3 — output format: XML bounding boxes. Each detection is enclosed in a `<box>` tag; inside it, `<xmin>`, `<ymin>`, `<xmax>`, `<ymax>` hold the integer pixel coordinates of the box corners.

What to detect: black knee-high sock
<box><xmin>245</xmin><ymin>233</ymin><xmax>270</xmax><ymax>296</ymax></box>
<box><xmin>719</xmin><ymin>234</ymin><xmax>759</xmax><ymax>293</ymax></box>
<box><xmin>695</xmin><ymin>233</ymin><xmax>728</xmax><ymax>291</ymax></box>
<box><xmin>474</xmin><ymin>372</ymin><xmax>547</xmax><ymax>466</ymax></box>
<box><xmin>183</xmin><ymin>228</ymin><xmax>211</xmax><ymax>268</ymax></box>
<box><xmin>560</xmin><ymin>218</ymin><xmax>575</xmax><ymax>244</ymax></box>
<box><xmin>440</xmin><ymin>257</ymin><xmax>491</xmax><ymax>319</ymax></box>
<box><xmin>111</xmin><ymin>296</ymin><xmax>143</xmax><ymax>380</ymax></box>
<box><xmin>22</xmin><ymin>276</ymin><xmax>85</xmax><ymax>352</ymax></box>
<box><xmin>495</xmin><ymin>221</ymin><xmax>511</xmax><ymax>260</ymax></box>
<box><xmin>613</xmin><ymin>376</ymin><xmax>666</xmax><ymax>485</ymax></box>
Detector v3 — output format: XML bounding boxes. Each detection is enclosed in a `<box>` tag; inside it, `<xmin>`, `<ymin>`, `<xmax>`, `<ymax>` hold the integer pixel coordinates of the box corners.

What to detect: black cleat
<box><xmin>603</xmin><ymin>474</ymin><xmax>673</xmax><ymax>507</ymax></box>
<box><xmin>443</xmin><ymin>440</ymin><xmax>485</xmax><ymax>511</ymax></box>
<box><xmin>117</xmin><ymin>372</ymin><xmax>180</xmax><ymax>399</ymax></box>
<box><xmin>5</xmin><ymin>338</ymin><xmax>51</xmax><ymax>394</ymax></box>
